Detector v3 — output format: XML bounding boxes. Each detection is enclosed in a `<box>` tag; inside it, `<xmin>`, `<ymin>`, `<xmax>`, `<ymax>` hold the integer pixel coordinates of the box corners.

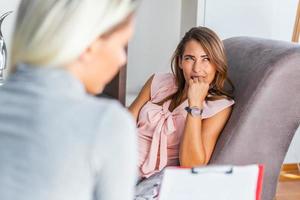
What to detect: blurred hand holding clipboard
<box><xmin>158</xmin><ymin>164</ymin><xmax>264</xmax><ymax>200</ymax></box>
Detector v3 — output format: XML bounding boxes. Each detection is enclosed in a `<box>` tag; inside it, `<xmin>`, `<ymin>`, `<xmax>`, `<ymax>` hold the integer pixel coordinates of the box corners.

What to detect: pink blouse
<box><xmin>137</xmin><ymin>73</ymin><xmax>234</xmax><ymax>178</ymax></box>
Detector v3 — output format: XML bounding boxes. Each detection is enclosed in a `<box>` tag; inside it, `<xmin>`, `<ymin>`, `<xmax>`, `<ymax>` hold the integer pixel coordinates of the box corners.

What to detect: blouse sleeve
<box><xmin>150</xmin><ymin>73</ymin><xmax>177</xmax><ymax>103</ymax></box>
<box><xmin>202</xmin><ymin>98</ymin><xmax>235</xmax><ymax>119</ymax></box>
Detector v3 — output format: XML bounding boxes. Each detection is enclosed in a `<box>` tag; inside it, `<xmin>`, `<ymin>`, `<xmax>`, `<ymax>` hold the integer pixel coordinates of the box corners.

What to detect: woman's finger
<box><xmin>199</xmin><ymin>76</ymin><xmax>205</xmax><ymax>83</ymax></box>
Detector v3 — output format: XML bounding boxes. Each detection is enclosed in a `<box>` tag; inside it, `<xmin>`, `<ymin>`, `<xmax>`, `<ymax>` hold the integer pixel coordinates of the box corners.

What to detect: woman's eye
<box><xmin>184</xmin><ymin>57</ymin><xmax>194</xmax><ymax>61</ymax></box>
<box><xmin>203</xmin><ymin>57</ymin><xmax>210</xmax><ymax>61</ymax></box>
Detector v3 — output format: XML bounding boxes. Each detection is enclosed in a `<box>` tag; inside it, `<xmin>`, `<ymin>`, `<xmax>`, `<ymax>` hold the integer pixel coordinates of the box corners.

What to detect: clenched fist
<box><xmin>187</xmin><ymin>77</ymin><xmax>209</xmax><ymax>108</ymax></box>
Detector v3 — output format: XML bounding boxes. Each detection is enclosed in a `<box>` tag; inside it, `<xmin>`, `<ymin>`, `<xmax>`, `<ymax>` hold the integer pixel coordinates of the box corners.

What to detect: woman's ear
<box><xmin>78</xmin><ymin>38</ymin><xmax>103</xmax><ymax>64</ymax></box>
<box><xmin>79</xmin><ymin>47</ymin><xmax>92</xmax><ymax>64</ymax></box>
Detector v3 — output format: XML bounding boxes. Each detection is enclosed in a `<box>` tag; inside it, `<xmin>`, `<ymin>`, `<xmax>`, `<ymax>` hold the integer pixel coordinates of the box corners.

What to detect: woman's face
<box><xmin>180</xmin><ymin>39</ymin><xmax>217</xmax><ymax>85</ymax></box>
<box><xmin>76</xmin><ymin>17</ymin><xmax>134</xmax><ymax>94</ymax></box>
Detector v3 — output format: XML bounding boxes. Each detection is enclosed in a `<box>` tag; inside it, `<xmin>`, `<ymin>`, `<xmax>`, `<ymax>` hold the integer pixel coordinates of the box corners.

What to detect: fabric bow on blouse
<box><xmin>141</xmin><ymin>100</ymin><xmax>178</xmax><ymax>175</ymax></box>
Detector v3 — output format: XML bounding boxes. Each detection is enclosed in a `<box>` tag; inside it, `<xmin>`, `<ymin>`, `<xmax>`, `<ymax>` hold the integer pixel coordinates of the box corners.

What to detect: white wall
<box><xmin>284</xmin><ymin>126</ymin><xmax>300</xmax><ymax>163</ymax></box>
<box><xmin>126</xmin><ymin>0</ymin><xmax>182</xmax><ymax>99</ymax></box>
<box><xmin>202</xmin><ymin>0</ymin><xmax>298</xmax><ymax>41</ymax></box>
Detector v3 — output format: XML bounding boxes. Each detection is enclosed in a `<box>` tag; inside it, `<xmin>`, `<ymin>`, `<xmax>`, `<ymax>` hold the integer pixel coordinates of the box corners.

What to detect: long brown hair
<box><xmin>159</xmin><ymin>26</ymin><xmax>234</xmax><ymax>109</ymax></box>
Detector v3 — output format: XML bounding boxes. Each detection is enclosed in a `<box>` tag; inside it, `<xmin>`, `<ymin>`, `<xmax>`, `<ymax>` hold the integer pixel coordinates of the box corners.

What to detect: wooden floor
<box><xmin>275</xmin><ymin>164</ymin><xmax>300</xmax><ymax>200</ymax></box>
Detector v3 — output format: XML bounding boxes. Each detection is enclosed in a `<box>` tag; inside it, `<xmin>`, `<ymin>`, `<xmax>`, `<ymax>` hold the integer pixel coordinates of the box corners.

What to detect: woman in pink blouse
<box><xmin>129</xmin><ymin>26</ymin><xmax>235</xmax><ymax>179</ymax></box>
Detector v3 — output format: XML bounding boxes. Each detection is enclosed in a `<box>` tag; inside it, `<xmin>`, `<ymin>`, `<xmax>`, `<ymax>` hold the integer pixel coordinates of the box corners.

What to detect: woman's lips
<box><xmin>191</xmin><ymin>76</ymin><xmax>205</xmax><ymax>79</ymax></box>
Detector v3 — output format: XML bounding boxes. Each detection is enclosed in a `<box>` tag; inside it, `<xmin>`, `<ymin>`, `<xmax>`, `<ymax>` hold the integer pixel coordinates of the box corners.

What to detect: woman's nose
<box><xmin>193</xmin><ymin>61</ymin><xmax>204</xmax><ymax>73</ymax></box>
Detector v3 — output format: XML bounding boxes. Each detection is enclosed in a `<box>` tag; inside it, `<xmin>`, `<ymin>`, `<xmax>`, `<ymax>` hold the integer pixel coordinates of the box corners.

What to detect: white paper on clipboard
<box><xmin>158</xmin><ymin>164</ymin><xmax>264</xmax><ymax>200</ymax></box>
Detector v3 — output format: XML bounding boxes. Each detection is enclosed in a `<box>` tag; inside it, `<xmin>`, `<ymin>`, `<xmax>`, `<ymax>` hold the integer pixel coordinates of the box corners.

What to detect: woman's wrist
<box><xmin>188</xmin><ymin>100</ymin><xmax>204</xmax><ymax>108</ymax></box>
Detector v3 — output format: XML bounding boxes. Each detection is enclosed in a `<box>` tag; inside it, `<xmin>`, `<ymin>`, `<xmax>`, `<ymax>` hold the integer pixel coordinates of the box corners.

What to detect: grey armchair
<box><xmin>209</xmin><ymin>37</ymin><xmax>300</xmax><ymax>200</ymax></box>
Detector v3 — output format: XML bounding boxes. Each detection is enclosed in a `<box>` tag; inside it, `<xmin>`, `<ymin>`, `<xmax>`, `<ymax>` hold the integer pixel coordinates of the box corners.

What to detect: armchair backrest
<box><xmin>209</xmin><ymin>37</ymin><xmax>300</xmax><ymax>200</ymax></box>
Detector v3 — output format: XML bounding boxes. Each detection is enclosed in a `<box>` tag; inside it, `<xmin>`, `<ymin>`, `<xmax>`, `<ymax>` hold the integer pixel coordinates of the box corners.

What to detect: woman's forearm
<box><xmin>179</xmin><ymin>114</ymin><xmax>207</xmax><ymax>167</ymax></box>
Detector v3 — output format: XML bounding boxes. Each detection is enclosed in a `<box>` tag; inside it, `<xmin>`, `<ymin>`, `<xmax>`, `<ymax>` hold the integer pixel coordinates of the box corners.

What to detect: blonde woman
<box><xmin>0</xmin><ymin>0</ymin><xmax>139</xmax><ymax>200</ymax></box>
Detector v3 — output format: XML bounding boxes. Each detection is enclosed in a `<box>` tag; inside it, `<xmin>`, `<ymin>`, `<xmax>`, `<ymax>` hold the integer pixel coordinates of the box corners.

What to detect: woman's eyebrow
<box><xmin>183</xmin><ymin>54</ymin><xmax>195</xmax><ymax>58</ymax></box>
<box><xmin>183</xmin><ymin>54</ymin><xmax>208</xmax><ymax>59</ymax></box>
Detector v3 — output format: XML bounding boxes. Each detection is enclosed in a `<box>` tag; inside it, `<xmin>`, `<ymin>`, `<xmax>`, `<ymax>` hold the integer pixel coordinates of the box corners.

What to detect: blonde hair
<box><xmin>10</xmin><ymin>0</ymin><xmax>138</xmax><ymax>72</ymax></box>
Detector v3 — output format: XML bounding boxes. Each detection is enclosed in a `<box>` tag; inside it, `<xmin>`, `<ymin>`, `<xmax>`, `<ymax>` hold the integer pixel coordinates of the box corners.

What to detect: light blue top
<box><xmin>0</xmin><ymin>64</ymin><xmax>137</xmax><ymax>200</ymax></box>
